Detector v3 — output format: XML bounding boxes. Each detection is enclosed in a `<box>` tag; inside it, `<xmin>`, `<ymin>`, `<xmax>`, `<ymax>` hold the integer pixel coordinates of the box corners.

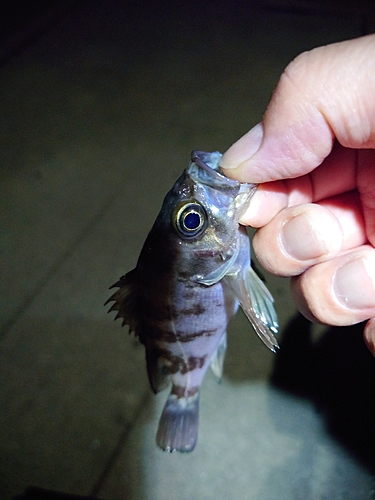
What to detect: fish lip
<box><xmin>189</xmin><ymin>150</ymin><xmax>256</xmax><ymax>192</ymax></box>
<box><xmin>190</xmin><ymin>150</ymin><xmax>239</xmax><ymax>187</ymax></box>
<box><xmin>191</xmin><ymin>150</ymin><xmax>228</xmax><ymax>178</ymax></box>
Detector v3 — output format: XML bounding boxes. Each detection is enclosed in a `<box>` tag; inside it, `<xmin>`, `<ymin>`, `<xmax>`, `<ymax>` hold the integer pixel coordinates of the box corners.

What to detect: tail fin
<box><xmin>156</xmin><ymin>392</ymin><xmax>199</xmax><ymax>453</ymax></box>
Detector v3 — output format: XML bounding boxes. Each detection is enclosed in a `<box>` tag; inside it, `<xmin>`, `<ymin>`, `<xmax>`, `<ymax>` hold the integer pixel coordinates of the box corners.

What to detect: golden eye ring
<box><xmin>175</xmin><ymin>202</ymin><xmax>207</xmax><ymax>237</ymax></box>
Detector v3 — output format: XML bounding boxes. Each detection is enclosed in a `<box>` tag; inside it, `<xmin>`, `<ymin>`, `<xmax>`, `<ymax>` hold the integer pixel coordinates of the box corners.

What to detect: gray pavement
<box><xmin>1</xmin><ymin>1</ymin><xmax>374</xmax><ymax>498</ymax></box>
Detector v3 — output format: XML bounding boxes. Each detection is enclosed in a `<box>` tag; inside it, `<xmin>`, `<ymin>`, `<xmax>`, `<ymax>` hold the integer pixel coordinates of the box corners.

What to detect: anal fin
<box><xmin>210</xmin><ymin>333</ymin><xmax>227</xmax><ymax>381</ymax></box>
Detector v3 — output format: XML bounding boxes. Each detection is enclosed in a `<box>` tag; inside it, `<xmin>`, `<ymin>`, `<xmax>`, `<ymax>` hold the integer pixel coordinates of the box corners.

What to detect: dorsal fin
<box><xmin>105</xmin><ymin>269</ymin><xmax>139</xmax><ymax>336</ymax></box>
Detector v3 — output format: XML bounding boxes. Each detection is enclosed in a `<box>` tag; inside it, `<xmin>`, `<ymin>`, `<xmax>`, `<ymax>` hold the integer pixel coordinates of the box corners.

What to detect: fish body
<box><xmin>106</xmin><ymin>151</ymin><xmax>278</xmax><ymax>452</ymax></box>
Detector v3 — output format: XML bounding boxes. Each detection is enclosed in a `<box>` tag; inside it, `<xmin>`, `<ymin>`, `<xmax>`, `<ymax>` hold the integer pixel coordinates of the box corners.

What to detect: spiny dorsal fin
<box><xmin>105</xmin><ymin>269</ymin><xmax>139</xmax><ymax>335</ymax></box>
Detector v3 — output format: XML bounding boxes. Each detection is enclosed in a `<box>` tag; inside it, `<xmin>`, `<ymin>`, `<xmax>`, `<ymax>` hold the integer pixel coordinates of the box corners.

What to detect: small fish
<box><xmin>106</xmin><ymin>151</ymin><xmax>278</xmax><ymax>453</ymax></box>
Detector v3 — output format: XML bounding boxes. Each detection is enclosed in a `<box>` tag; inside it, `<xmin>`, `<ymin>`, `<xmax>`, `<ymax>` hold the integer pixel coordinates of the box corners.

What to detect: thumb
<box><xmin>220</xmin><ymin>34</ymin><xmax>375</xmax><ymax>183</ymax></box>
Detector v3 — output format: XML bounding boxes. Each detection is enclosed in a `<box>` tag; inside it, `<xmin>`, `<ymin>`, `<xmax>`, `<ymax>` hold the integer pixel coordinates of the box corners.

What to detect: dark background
<box><xmin>1</xmin><ymin>1</ymin><xmax>374</xmax><ymax>499</ymax></box>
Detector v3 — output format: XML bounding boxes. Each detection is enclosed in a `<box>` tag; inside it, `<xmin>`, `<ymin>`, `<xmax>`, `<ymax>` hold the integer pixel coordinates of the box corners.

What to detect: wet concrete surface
<box><xmin>1</xmin><ymin>1</ymin><xmax>374</xmax><ymax>498</ymax></box>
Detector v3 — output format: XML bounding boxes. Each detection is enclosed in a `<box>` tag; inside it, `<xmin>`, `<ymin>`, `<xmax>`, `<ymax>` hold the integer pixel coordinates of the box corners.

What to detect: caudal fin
<box><xmin>156</xmin><ymin>393</ymin><xmax>199</xmax><ymax>453</ymax></box>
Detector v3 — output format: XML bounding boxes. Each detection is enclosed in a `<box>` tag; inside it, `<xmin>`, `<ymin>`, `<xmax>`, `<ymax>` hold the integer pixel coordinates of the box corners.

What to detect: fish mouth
<box><xmin>191</xmin><ymin>151</ymin><xmax>225</xmax><ymax>176</ymax></box>
<box><xmin>189</xmin><ymin>150</ymin><xmax>240</xmax><ymax>189</ymax></box>
<box><xmin>188</xmin><ymin>150</ymin><xmax>256</xmax><ymax>194</ymax></box>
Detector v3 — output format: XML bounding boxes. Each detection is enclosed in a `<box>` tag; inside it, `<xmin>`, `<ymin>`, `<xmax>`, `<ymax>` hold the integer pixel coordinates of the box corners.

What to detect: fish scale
<box><xmin>106</xmin><ymin>150</ymin><xmax>278</xmax><ymax>452</ymax></box>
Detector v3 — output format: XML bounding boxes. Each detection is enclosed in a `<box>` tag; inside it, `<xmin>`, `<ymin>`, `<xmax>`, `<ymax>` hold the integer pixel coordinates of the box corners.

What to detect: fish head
<box><xmin>162</xmin><ymin>151</ymin><xmax>257</xmax><ymax>284</ymax></box>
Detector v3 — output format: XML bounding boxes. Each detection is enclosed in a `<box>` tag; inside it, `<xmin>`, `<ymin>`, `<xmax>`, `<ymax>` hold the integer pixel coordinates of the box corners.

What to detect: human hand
<box><xmin>220</xmin><ymin>34</ymin><xmax>375</xmax><ymax>356</ymax></box>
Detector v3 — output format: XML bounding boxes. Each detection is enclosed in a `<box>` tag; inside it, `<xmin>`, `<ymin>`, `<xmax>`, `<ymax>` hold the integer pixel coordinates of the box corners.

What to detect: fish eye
<box><xmin>175</xmin><ymin>202</ymin><xmax>207</xmax><ymax>237</ymax></box>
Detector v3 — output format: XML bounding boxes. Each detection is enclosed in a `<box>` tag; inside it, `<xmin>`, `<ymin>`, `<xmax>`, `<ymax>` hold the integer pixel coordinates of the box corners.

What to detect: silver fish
<box><xmin>106</xmin><ymin>150</ymin><xmax>278</xmax><ymax>453</ymax></box>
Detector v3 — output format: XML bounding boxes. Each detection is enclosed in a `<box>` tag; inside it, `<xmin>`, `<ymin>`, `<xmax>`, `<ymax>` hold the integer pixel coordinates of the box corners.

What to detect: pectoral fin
<box><xmin>224</xmin><ymin>267</ymin><xmax>279</xmax><ymax>352</ymax></box>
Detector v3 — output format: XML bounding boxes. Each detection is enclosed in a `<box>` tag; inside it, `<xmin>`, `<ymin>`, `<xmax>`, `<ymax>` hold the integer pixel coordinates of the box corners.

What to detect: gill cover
<box><xmin>186</xmin><ymin>151</ymin><xmax>257</xmax><ymax>286</ymax></box>
<box><xmin>188</xmin><ymin>151</ymin><xmax>279</xmax><ymax>351</ymax></box>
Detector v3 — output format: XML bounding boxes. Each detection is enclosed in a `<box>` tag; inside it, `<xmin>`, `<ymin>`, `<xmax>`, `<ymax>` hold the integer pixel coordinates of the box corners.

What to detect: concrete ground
<box><xmin>1</xmin><ymin>1</ymin><xmax>375</xmax><ymax>499</ymax></box>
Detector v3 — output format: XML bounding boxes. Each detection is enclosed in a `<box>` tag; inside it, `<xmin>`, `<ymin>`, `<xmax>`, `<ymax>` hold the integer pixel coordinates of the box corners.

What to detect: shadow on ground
<box><xmin>271</xmin><ymin>313</ymin><xmax>375</xmax><ymax>473</ymax></box>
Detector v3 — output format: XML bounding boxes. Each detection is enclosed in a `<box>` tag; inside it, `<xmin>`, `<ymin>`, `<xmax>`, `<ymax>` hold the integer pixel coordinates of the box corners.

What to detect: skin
<box><xmin>220</xmin><ymin>34</ymin><xmax>375</xmax><ymax>356</ymax></box>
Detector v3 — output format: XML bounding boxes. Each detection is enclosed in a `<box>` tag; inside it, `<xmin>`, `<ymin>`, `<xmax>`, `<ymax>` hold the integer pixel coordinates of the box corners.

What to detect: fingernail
<box><xmin>220</xmin><ymin>123</ymin><xmax>263</xmax><ymax>170</ymax></box>
<box><xmin>280</xmin><ymin>213</ymin><xmax>328</xmax><ymax>261</ymax></box>
<box><xmin>333</xmin><ymin>258</ymin><xmax>375</xmax><ymax>310</ymax></box>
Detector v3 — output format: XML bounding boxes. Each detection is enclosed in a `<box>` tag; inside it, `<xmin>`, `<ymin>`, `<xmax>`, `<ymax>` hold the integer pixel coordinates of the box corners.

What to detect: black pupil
<box><xmin>184</xmin><ymin>211</ymin><xmax>201</xmax><ymax>230</ymax></box>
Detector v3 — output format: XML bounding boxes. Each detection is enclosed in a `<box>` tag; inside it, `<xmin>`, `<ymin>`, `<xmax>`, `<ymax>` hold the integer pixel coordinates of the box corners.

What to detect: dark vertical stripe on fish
<box><xmin>147</xmin><ymin>347</ymin><xmax>207</xmax><ymax>375</ymax></box>
<box><xmin>145</xmin><ymin>325</ymin><xmax>220</xmax><ymax>342</ymax></box>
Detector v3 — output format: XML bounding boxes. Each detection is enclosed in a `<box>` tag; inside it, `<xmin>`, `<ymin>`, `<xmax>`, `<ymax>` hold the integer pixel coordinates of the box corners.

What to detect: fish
<box><xmin>106</xmin><ymin>150</ymin><xmax>278</xmax><ymax>453</ymax></box>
